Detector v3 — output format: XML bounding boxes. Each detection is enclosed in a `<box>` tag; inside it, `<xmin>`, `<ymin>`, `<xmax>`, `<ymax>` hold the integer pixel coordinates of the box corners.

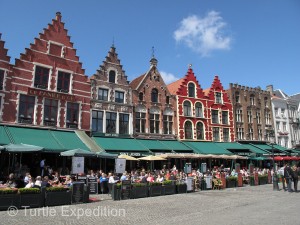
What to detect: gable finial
<box><xmin>152</xmin><ymin>46</ymin><xmax>155</xmax><ymax>58</ymax></box>
<box><xmin>189</xmin><ymin>64</ymin><xmax>192</xmax><ymax>69</ymax></box>
<box><xmin>112</xmin><ymin>36</ymin><xmax>115</xmax><ymax>48</ymax></box>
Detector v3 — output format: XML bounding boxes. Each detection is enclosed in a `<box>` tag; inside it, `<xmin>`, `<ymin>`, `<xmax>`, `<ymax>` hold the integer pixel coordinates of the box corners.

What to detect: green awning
<box><xmin>136</xmin><ymin>139</ymin><xmax>171</xmax><ymax>152</ymax></box>
<box><xmin>215</xmin><ymin>142</ymin><xmax>249</xmax><ymax>150</ymax></box>
<box><xmin>268</xmin><ymin>144</ymin><xmax>287</xmax><ymax>152</ymax></box>
<box><xmin>240</xmin><ymin>144</ymin><xmax>268</xmax><ymax>154</ymax></box>
<box><xmin>51</xmin><ymin>130</ymin><xmax>89</xmax><ymax>151</ymax></box>
<box><xmin>158</xmin><ymin>140</ymin><xmax>193</xmax><ymax>152</ymax></box>
<box><xmin>3</xmin><ymin>143</ymin><xmax>44</xmax><ymax>152</ymax></box>
<box><xmin>248</xmin><ymin>156</ymin><xmax>270</xmax><ymax>161</ymax></box>
<box><xmin>250</xmin><ymin>143</ymin><xmax>285</xmax><ymax>153</ymax></box>
<box><xmin>182</xmin><ymin>141</ymin><xmax>233</xmax><ymax>155</ymax></box>
<box><xmin>96</xmin><ymin>152</ymin><xmax>118</xmax><ymax>159</ymax></box>
<box><xmin>93</xmin><ymin>137</ymin><xmax>150</xmax><ymax>152</ymax></box>
<box><xmin>0</xmin><ymin>125</ymin><xmax>11</xmax><ymax>145</ymax></box>
<box><xmin>6</xmin><ymin>126</ymin><xmax>64</xmax><ymax>151</ymax></box>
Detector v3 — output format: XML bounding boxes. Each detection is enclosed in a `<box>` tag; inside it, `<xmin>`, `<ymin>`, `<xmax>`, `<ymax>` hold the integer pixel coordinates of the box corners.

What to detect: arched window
<box><xmin>188</xmin><ymin>83</ymin><xmax>195</xmax><ymax>97</ymax></box>
<box><xmin>195</xmin><ymin>102</ymin><xmax>203</xmax><ymax>117</ymax></box>
<box><xmin>184</xmin><ymin>121</ymin><xmax>193</xmax><ymax>139</ymax></box>
<box><xmin>139</xmin><ymin>92</ymin><xmax>144</xmax><ymax>101</ymax></box>
<box><xmin>196</xmin><ymin>123</ymin><xmax>204</xmax><ymax>140</ymax></box>
<box><xmin>183</xmin><ymin>101</ymin><xmax>191</xmax><ymax>116</ymax></box>
<box><xmin>109</xmin><ymin>70</ymin><xmax>116</xmax><ymax>83</ymax></box>
<box><xmin>151</xmin><ymin>88</ymin><xmax>158</xmax><ymax>103</ymax></box>
<box><xmin>250</xmin><ymin>94</ymin><xmax>255</xmax><ymax>105</ymax></box>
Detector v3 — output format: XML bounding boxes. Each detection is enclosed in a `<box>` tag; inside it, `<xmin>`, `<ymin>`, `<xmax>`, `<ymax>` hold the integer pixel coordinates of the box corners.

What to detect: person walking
<box><xmin>279</xmin><ymin>164</ymin><xmax>286</xmax><ymax>191</ymax></box>
<box><xmin>291</xmin><ymin>164</ymin><xmax>298</xmax><ymax>192</ymax></box>
<box><xmin>284</xmin><ymin>163</ymin><xmax>293</xmax><ymax>192</ymax></box>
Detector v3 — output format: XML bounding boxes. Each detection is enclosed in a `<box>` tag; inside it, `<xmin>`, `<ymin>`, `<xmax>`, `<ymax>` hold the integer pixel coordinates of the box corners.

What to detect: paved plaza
<box><xmin>0</xmin><ymin>184</ymin><xmax>299</xmax><ymax>225</ymax></box>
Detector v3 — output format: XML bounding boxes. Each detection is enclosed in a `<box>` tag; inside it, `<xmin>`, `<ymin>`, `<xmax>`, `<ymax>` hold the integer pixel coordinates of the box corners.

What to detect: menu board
<box><xmin>77</xmin><ymin>175</ymin><xmax>87</xmax><ymax>184</ymax></box>
<box><xmin>87</xmin><ymin>177</ymin><xmax>98</xmax><ymax>194</ymax></box>
<box><xmin>115</xmin><ymin>158</ymin><xmax>126</xmax><ymax>174</ymax></box>
<box><xmin>121</xmin><ymin>180</ymin><xmax>131</xmax><ymax>200</ymax></box>
<box><xmin>72</xmin><ymin>157</ymin><xmax>84</xmax><ymax>174</ymax></box>
<box><xmin>72</xmin><ymin>182</ymin><xmax>84</xmax><ymax>204</ymax></box>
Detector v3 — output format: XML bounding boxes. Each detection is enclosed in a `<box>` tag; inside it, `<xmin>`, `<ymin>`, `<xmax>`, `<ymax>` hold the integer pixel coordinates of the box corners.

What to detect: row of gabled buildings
<box><xmin>0</xmin><ymin>12</ymin><xmax>300</xmax><ymax>152</ymax></box>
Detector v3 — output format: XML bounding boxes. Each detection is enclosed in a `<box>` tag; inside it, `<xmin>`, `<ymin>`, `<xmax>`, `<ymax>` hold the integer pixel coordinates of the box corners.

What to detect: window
<box><xmin>235</xmin><ymin>92</ymin><xmax>240</xmax><ymax>103</ymax></box>
<box><xmin>223</xmin><ymin>128</ymin><xmax>230</xmax><ymax>142</ymax></box>
<box><xmin>215</xmin><ymin>92</ymin><xmax>222</xmax><ymax>104</ymax></box>
<box><xmin>18</xmin><ymin>95</ymin><xmax>35</xmax><ymax>124</ymax></box>
<box><xmin>276</xmin><ymin>122</ymin><xmax>280</xmax><ymax>131</ymax></box>
<box><xmin>135</xmin><ymin>112</ymin><xmax>146</xmax><ymax>133</ymax></box>
<box><xmin>265</xmin><ymin>110</ymin><xmax>271</xmax><ymax>125</ymax></box>
<box><xmin>250</xmin><ymin>94</ymin><xmax>255</xmax><ymax>105</ymax></box>
<box><xmin>119</xmin><ymin>113</ymin><xmax>129</xmax><ymax>134</ymax></box>
<box><xmin>92</xmin><ymin>110</ymin><xmax>103</xmax><ymax>133</ymax></box>
<box><xmin>236</xmin><ymin>109</ymin><xmax>243</xmax><ymax>122</ymax></box>
<box><xmin>258</xmin><ymin>129</ymin><xmax>262</xmax><ymax>141</ymax></box>
<box><xmin>163</xmin><ymin>115</ymin><xmax>173</xmax><ymax>134</ymax></box>
<box><xmin>281</xmin><ymin>108</ymin><xmax>286</xmax><ymax>118</ymax></box>
<box><xmin>106</xmin><ymin>112</ymin><xmax>117</xmax><ymax>133</ymax></box>
<box><xmin>184</xmin><ymin>121</ymin><xmax>193</xmax><ymax>139</ymax></box>
<box><xmin>264</xmin><ymin>97</ymin><xmax>268</xmax><ymax>107</ymax></box>
<box><xmin>248</xmin><ymin>128</ymin><xmax>253</xmax><ymax>140</ymax></box>
<box><xmin>222</xmin><ymin>111</ymin><xmax>228</xmax><ymax>124</ymax></box>
<box><xmin>212</xmin><ymin>110</ymin><xmax>219</xmax><ymax>124</ymax></box>
<box><xmin>183</xmin><ymin>101</ymin><xmax>192</xmax><ymax>116</ymax></box>
<box><xmin>283</xmin><ymin>122</ymin><xmax>287</xmax><ymax>132</ymax></box>
<box><xmin>188</xmin><ymin>83</ymin><xmax>195</xmax><ymax>97</ymax></box>
<box><xmin>0</xmin><ymin>70</ymin><xmax>4</xmax><ymax>90</ymax></box>
<box><xmin>237</xmin><ymin>128</ymin><xmax>244</xmax><ymax>140</ymax></box>
<box><xmin>212</xmin><ymin>127</ymin><xmax>220</xmax><ymax>141</ymax></box>
<box><xmin>139</xmin><ymin>92</ymin><xmax>144</xmax><ymax>101</ymax></box>
<box><xmin>247</xmin><ymin>110</ymin><xmax>252</xmax><ymax>123</ymax></box>
<box><xmin>109</xmin><ymin>70</ymin><xmax>116</xmax><ymax>83</ymax></box>
<box><xmin>195</xmin><ymin>102</ymin><xmax>203</xmax><ymax>117</ymax></box>
<box><xmin>166</xmin><ymin>96</ymin><xmax>170</xmax><ymax>104</ymax></box>
<box><xmin>98</xmin><ymin>88</ymin><xmax>108</xmax><ymax>101</ymax></box>
<box><xmin>256</xmin><ymin>111</ymin><xmax>261</xmax><ymax>124</ymax></box>
<box><xmin>44</xmin><ymin>99</ymin><xmax>58</xmax><ymax>126</ymax></box>
<box><xmin>151</xmin><ymin>88</ymin><xmax>158</xmax><ymax>103</ymax></box>
<box><xmin>196</xmin><ymin>123</ymin><xmax>204</xmax><ymax>140</ymax></box>
<box><xmin>274</xmin><ymin>108</ymin><xmax>279</xmax><ymax>117</ymax></box>
<box><xmin>34</xmin><ymin>66</ymin><xmax>49</xmax><ymax>89</ymax></box>
<box><xmin>49</xmin><ymin>43</ymin><xmax>62</xmax><ymax>56</ymax></box>
<box><xmin>150</xmin><ymin>113</ymin><xmax>160</xmax><ymax>133</ymax></box>
<box><xmin>66</xmin><ymin>102</ymin><xmax>79</xmax><ymax>128</ymax></box>
<box><xmin>115</xmin><ymin>91</ymin><xmax>124</xmax><ymax>103</ymax></box>
<box><xmin>57</xmin><ymin>71</ymin><xmax>70</xmax><ymax>93</ymax></box>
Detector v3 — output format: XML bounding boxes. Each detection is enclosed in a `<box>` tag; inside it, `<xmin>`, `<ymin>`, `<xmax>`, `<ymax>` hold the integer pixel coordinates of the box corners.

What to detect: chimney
<box><xmin>266</xmin><ymin>85</ymin><xmax>273</xmax><ymax>95</ymax></box>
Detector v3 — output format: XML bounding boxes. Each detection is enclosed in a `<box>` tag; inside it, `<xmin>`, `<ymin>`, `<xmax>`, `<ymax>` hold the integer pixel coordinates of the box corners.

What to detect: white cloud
<box><xmin>160</xmin><ymin>71</ymin><xmax>179</xmax><ymax>84</ymax></box>
<box><xmin>174</xmin><ymin>11</ymin><xmax>231</xmax><ymax>57</ymax></box>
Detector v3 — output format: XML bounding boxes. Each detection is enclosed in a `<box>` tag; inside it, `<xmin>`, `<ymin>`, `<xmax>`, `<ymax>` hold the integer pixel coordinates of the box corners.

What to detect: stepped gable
<box><xmin>207</xmin><ymin>75</ymin><xmax>231</xmax><ymax>103</ymax></box>
<box><xmin>94</xmin><ymin>45</ymin><xmax>129</xmax><ymax>85</ymax></box>
<box><xmin>0</xmin><ymin>34</ymin><xmax>11</xmax><ymax>67</ymax></box>
<box><xmin>17</xmin><ymin>12</ymin><xmax>85</xmax><ymax>75</ymax></box>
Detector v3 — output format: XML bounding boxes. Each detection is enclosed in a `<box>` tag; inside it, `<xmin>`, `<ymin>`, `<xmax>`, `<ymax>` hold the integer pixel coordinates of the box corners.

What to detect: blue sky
<box><xmin>0</xmin><ymin>0</ymin><xmax>299</xmax><ymax>95</ymax></box>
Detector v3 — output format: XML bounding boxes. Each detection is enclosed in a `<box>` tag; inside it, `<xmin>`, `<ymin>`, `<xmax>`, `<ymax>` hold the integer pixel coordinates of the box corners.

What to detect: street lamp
<box><xmin>269</xmin><ymin>130</ymin><xmax>279</xmax><ymax>191</ymax></box>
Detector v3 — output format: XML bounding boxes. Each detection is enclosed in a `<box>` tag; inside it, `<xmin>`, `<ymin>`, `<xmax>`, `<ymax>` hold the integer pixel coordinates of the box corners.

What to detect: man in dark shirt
<box><xmin>284</xmin><ymin>163</ymin><xmax>293</xmax><ymax>192</ymax></box>
<box><xmin>41</xmin><ymin>176</ymin><xmax>51</xmax><ymax>188</ymax></box>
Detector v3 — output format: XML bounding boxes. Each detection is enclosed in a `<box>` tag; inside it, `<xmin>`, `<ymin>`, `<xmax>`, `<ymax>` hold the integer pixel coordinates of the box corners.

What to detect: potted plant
<box><xmin>162</xmin><ymin>180</ymin><xmax>176</xmax><ymax>195</ymax></box>
<box><xmin>131</xmin><ymin>183</ymin><xmax>148</xmax><ymax>199</ymax></box>
<box><xmin>19</xmin><ymin>188</ymin><xmax>44</xmax><ymax>208</ymax></box>
<box><xmin>176</xmin><ymin>182</ymin><xmax>187</xmax><ymax>194</ymax></box>
<box><xmin>258</xmin><ymin>174</ymin><xmax>268</xmax><ymax>185</ymax></box>
<box><xmin>111</xmin><ymin>183</ymin><xmax>121</xmax><ymax>201</ymax></box>
<box><xmin>148</xmin><ymin>182</ymin><xmax>162</xmax><ymax>197</ymax></box>
<box><xmin>249</xmin><ymin>176</ymin><xmax>255</xmax><ymax>186</ymax></box>
<box><xmin>0</xmin><ymin>188</ymin><xmax>19</xmax><ymax>210</ymax></box>
<box><xmin>226</xmin><ymin>176</ymin><xmax>237</xmax><ymax>188</ymax></box>
<box><xmin>45</xmin><ymin>187</ymin><xmax>71</xmax><ymax>206</ymax></box>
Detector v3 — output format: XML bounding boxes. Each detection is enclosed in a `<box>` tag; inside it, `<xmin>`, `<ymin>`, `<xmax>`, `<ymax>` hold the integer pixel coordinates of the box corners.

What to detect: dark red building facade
<box><xmin>168</xmin><ymin>67</ymin><xmax>235</xmax><ymax>142</ymax></box>
<box><xmin>1</xmin><ymin>12</ymin><xmax>91</xmax><ymax>131</ymax></box>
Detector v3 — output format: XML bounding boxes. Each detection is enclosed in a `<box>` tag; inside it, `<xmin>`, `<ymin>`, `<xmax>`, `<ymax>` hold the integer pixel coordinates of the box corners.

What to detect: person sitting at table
<box><xmin>108</xmin><ymin>173</ymin><xmax>118</xmax><ymax>183</ymax></box>
<box><xmin>147</xmin><ymin>173</ymin><xmax>154</xmax><ymax>183</ymax></box>
<box><xmin>34</xmin><ymin>176</ymin><xmax>42</xmax><ymax>187</ymax></box>
<box><xmin>63</xmin><ymin>175</ymin><xmax>72</xmax><ymax>186</ymax></box>
<box><xmin>41</xmin><ymin>176</ymin><xmax>51</xmax><ymax>188</ymax></box>
<box><xmin>120</xmin><ymin>172</ymin><xmax>127</xmax><ymax>181</ymax></box>
<box><xmin>100</xmin><ymin>173</ymin><xmax>108</xmax><ymax>183</ymax></box>
<box><xmin>5</xmin><ymin>173</ymin><xmax>17</xmax><ymax>188</ymax></box>
<box><xmin>25</xmin><ymin>177</ymin><xmax>34</xmax><ymax>188</ymax></box>
<box><xmin>156</xmin><ymin>174</ymin><xmax>164</xmax><ymax>183</ymax></box>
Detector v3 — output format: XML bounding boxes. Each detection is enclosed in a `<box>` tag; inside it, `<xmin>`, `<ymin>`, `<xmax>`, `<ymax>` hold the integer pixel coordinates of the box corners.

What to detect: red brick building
<box><xmin>1</xmin><ymin>12</ymin><xmax>91</xmax><ymax>131</ymax></box>
<box><xmin>130</xmin><ymin>57</ymin><xmax>176</xmax><ymax>139</ymax></box>
<box><xmin>168</xmin><ymin>67</ymin><xmax>235</xmax><ymax>142</ymax></box>
<box><xmin>167</xmin><ymin>67</ymin><xmax>208</xmax><ymax>140</ymax></box>
<box><xmin>0</xmin><ymin>34</ymin><xmax>12</xmax><ymax>122</ymax></box>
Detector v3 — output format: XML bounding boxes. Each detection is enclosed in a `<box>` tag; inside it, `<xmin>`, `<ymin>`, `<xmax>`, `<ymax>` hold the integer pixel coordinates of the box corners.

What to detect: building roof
<box><xmin>130</xmin><ymin>74</ymin><xmax>145</xmax><ymax>90</ymax></box>
<box><xmin>203</xmin><ymin>88</ymin><xmax>210</xmax><ymax>96</ymax></box>
<box><xmin>167</xmin><ymin>78</ymin><xmax>184</xmax><ymax>95</ymax></box>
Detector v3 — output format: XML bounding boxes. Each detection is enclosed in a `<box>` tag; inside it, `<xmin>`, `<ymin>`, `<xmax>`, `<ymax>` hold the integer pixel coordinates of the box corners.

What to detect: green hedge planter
<box><xmin>259</xmin><ymin>175</ymin><xmax>268</xmax><ymax>185</ymax></box>
<box><xmin>176</xmin><ymin>184</ymin><xmax>187</xmax><ymax>194</ymax></box>
<box><xmin>131</xmin><ymin>184</ymin><xmax>148</xmax><ymax>199</ymax></box>
<box><xmin>149</xmin><ymin>184</ymin><xmax>162</xmax><ymax>197</ymax></box>
<box><xmin>19</xmin><ymin>188</ymin><xmax>44</xmax><ymax>208</ymax></box>
<box><xmin>45</xmin><ymin>187</ymin><xmax>71</xmax><ymax>206</ymax></box>
<box><xmin>226</xmin><ymin>177</ymin><xmax>237</xmax><ymax>188</ymax></box>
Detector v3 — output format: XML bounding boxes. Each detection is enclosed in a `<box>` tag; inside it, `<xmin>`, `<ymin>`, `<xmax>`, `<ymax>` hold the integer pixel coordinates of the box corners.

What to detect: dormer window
<box><xmin>34</xmin><ymin>66</ymin><xmax>49</xmax><ymax>89</ymax></box>
<box><xmin>109</xmin><ymin>70</ymin><xmax>116</xmax><ymax>83</ymax></box>
<box><xmin>57</xmin><ymin>71</ymin><xmax>70</xmax><ymax>93</ymax></box>
<box><xmin>151</xmin><ymin>88</ymin><xmax>158</xmax><ymax>103</ymax></box>
<box><xmin>215</xmin><ymin>92</ymin><xmax>222</xmax><ymax>104</ymax></box>
<box><xmin>188</xmin><ymin>83</ymin><xmax>195</xmax><ymax>97</ymax></box>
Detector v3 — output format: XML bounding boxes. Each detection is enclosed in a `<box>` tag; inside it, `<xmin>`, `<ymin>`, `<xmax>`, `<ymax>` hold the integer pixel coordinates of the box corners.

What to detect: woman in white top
<box><xmin>156</xmin><ymin>174</ymin><xmax>164</xmax><ymax>183</ymax></box>
<box><xmin>25</xmin><ymin>177</ymin><xmax>34</xmax><ymax>188</ymax></box>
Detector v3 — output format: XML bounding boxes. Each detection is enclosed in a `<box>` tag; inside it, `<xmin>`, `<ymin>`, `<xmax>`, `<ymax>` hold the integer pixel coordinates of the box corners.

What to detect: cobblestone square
<box><xmin>0</xmin><ymin>184</ymin><xmax>299</xmax><ymax>225</ymax></box>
